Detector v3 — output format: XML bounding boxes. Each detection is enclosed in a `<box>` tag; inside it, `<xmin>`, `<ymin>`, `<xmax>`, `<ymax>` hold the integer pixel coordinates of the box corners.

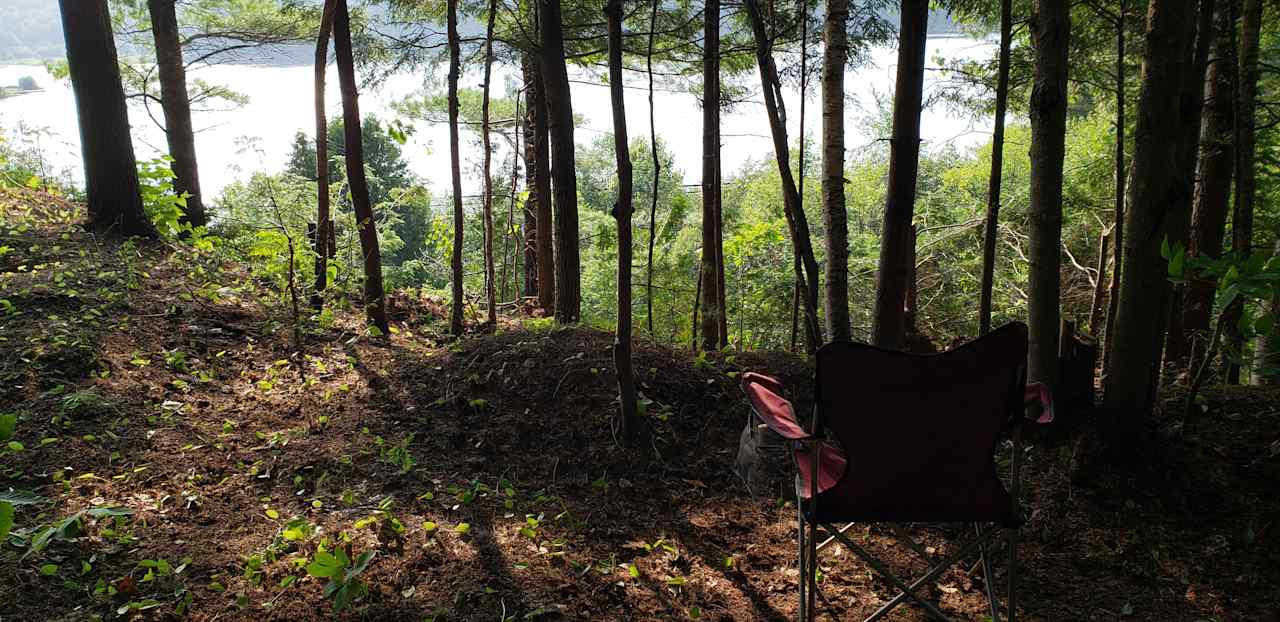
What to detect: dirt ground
<box><xmin>1</xmin><ymin>188</ymin><xmax>1277</xmax><ymax>621</ymax></box>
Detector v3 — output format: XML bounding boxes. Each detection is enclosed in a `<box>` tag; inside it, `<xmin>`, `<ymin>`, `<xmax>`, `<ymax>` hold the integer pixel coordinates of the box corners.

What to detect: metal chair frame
<box><xmin>744</xmin><ymin>324</ymin><xmax>1044</xmax><ymax>622</ymax></box>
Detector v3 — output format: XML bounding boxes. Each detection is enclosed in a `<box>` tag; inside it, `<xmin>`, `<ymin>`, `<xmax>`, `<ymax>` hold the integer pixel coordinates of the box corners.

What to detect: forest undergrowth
<box><xmin>1</xmin><ymin>188</ymin><xmax>1277</xmax><ymax>620</ymax></box>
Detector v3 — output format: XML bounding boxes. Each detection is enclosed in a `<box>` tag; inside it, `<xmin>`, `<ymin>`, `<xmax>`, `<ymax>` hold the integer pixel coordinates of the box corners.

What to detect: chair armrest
<box><xmin>741</xmin><ymin>372</ymin><xmax>811</xmax><ymax>441</ymax></box>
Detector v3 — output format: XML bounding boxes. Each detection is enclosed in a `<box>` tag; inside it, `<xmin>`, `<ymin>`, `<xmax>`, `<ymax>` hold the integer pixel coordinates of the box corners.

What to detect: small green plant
<box><xmin>137</xmin><ymin>157</ymin><xmax>191</xmax><ymax>239</ymax></box>
<box><xmin>306</xmin><ymin>546</ymin><xmax>375</xmax><ymax>613</ymax></box>
<box><xmin>374</xmin><ymin>434</ymin><xmax>415</xmax><ymax>474</ymax></box>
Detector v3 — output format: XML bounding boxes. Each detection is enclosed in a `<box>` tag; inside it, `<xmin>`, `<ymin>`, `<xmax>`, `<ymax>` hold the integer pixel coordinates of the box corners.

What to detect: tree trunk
<box><xmin>539</xmin><ymin>0</ymin><xmax>581</xmax><ymax>323</ymax></box>
<box><xmin>821</xmin><ymin>0</ymin><xmax>850</xmax><ymax>342</ymax></box>
<box><xmin>1179</xmin><ymin>2</ymin><xmax>1236</xmax><ymax>376</ymax></box>
<box><xmin>1162</xmin><ymin>0</ymin><xmax>1216</xmax><ymax>372</ymax></box>
<box><xmin>1224</xmin><ymin>0</ymin><xmax>1262</xmax><ymax>384</ymax></box>
<box><xmin>333</xmin><ymin>0</ymin><xmax>388</xmax><ymax>333</ymax></box>
<box><xmin>522</xmin><ymin>65</ymin><xmax>538</xmax><ymax>300</ymax></box>
<box><xmin>700</xmin><ymin>0</ymin><xmax>724</xmax><ymax>351</ymax></box>
<box><xmin>523</xmin><ymin>57</ymin><xmax>554</xmax><ymax>311</ymax></box>
<box><xmin>481</xmin><ymin>0</ymin><xmax>498</xmax><ymax>326</ymax></box>
<box><xmin>1103</xmin><ymin>0</ymin><xmax>1197</xmax><ymax>415</ymax></box>
<box><xmin>447</xmin><ymin>0</ymin><xmax>465</xmax><ymax>336</ymax></box>
<box><xmin>59</xmin><ymin>0</ymin><xmax>155</xmax><ymax>238</ymax></box>
<box><xmin>606</xmin><ymin>0</ymin><xmax>639</xmax><ymax>440</ymax></box>
<box><xmin>1089</xmin><ymin>229</ymin><xmax>1110</xmax><ymax>334</ymax></box>
<box><xmin>1026</xmin><ymin>0</ymin><xmax>1070</xmax><ymax>392</ymax></box>
<box><xmin>871</xmin><ymin>0</ymin><xmax>928</xmax><ymax>350</ymax></box>
<box><xmin>148</xmin><ymin>0</ymin><xmax>206</xmax><ymax>230</ymax></box>
<box><xmin>978</xmin><ymin>0</ymin><xmax>1013</xmax><ymax>337</ymax></box>
<box><xmin>1253</xmin><ymin>241</ymin><xmax>1280</xmax><ymax>385</ymax></box>
<box><xmin>743</xmin><ymin>0</ymin><xmax>822</xmax><ymax>353</ymax></box>
<box><xmin>1102</xmin><ymin>0</ymin><xmax>1127</xmax><ymax>374</ymax></box>
<box><xmin>313</xmin><ymin>0</ymin><xmax>337</xmax><ymax>307</ymax></box>
<box><xmin>646</xmin><ymin>0</ymin><xmax>661</xmax><ymax>337</ymax></box>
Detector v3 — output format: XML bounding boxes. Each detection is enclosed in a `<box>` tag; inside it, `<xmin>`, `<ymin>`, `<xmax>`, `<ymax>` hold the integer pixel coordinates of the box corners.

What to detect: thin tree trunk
<box><xmin>700</xmin><ymin>0</ymin><xmax>723</xmax><ymax>351</ymax></box>
<box><xmin>821</xmin><ymin>0</ymin><xmax>850</xmax><ymax>342</ymax></box>
<box><xmin>871</xmin><ymin>0</ymin><xmax>928</xmax><ymax>350</ymax></box>
<box><xmin>978</xmin><ymin>0</ymin><xmax>1012</xmax><ymax>336</ymax></box>
<box><xmin>1089</xmin><ymin>229</ymin><xmax>1110</xmax><ymax>334</ymax></box>
<box><xmin>1162</xmin><ymin>0</ymin><xmax>1216</xmax><ymax>373</ymax></box>
<box><xmin>539</xmin><ymin>0</ymin><xmax>581</xmax><ymax>323</ymax></box>
<box><xmin>1180</xmin><ymin>1</ymin><xmax>1236</xmax><ymax>376</ymax></box>
<box><xmin>481</xmin><ymin>0</ymin><xmax>498</xmax><ymax>326</ymax></box>
<box><xmin>148</xmin><ymin>0</ymin><xmax>206</xmax><ymax>230</ymax></box>
<box><xmin>647</xmin><ymin>0</ymin><xmax>660</xmax><ymax>338</ymax></box>
<box><xmin>524</xmin><ymin>56</ymin><xmax>554</xmax><ymax>310</ymax></box>
<box><xmin>1224</xmin><ymin>0</ymin><xmax>1262</xmax><ymax>384</ymax></box>
<box><xmin>1103</xmin><ymin>0</ymin><xmax>1197</xmax><ymax>415</ymax></box>
<box><xmin>333</xmin><ymin>0</ymin><xmax>388</xmax><ymax>333</ymax></box>
<box><xmin>743</xmin><ymin>0</ymin><xmax>822</xmax><ymax>353</ymax></box>
<box><xmin>59</xmin><ymin>0</ymin><xmax>155</xmax><ymax>238</ymax></box>
<box><xmin>1102</xmin><ymin>0</ymin><xmax>1127</xmax><ymax>374</ymax></box>
<box><xmin>522</xmin><ymin>60</ymin><xmax>539</xmax><ymax>298</ymax></box>
<box><xmin>504</xmin><ymin>84</ymin><xmax>521</xmax><ymax>304</ymax></box>
<box><xmin>1253</xmin><ymin>240</ymin><xmax>1280</xmax><ymax>385</ymax></box>
<box><xmin>447</xmin><ymin>0</ymin><xmax>465</xmax><ymax>336</ymax></box>
<box><xmin>606</xmin><ymin>0</ymin><xmax>639</xmax><ymax>440</ymax></box>
<box><xmin>313</xmin><ymin>0</ymin><xmax>337</xmax><ymax>307</ymax></box>
<box><xmin>1026</xmin><ymin>0</ymin><xmax>1070</xmax><ymax>392</ymax></box>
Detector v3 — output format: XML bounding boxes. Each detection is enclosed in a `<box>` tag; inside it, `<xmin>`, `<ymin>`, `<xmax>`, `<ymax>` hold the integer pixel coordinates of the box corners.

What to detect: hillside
<box><xmin>0</xmin><ymin>188</ymin><xmax>1277</xmax><ymax>620</ymax></box>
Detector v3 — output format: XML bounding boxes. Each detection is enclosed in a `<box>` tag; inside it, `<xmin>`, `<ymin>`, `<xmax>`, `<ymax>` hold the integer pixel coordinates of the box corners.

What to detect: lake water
<box><xmin>0</xmin><ymin>36</ymin><xmax>995</xmax><ymax>200</ymax></box>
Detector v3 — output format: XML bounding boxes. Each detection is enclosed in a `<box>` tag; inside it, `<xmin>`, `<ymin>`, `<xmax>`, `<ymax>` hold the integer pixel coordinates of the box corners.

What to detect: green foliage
<box><xmin>137</xmin><ymin>157</ymin><xmax>193</xmax><ymax>239</ymax></box>
<box><xmin>306</xmin><ymin>547</ymin><xmax>375</xmax><ymax>613</ymax></box>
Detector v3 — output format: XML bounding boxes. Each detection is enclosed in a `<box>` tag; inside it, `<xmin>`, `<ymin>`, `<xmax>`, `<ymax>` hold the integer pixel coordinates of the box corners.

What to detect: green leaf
<box><xmin>0</xmin><ymin>502</ymin><xmax>13</xmax><ymax>544</ymax></box>
<box><xmin>265</xmin><ymin>509</ymin><xmax>280</xmax><ymax>520</ymax></box>
<box><xmin>455</xmin><ymin>522</ymin><xmax>471</xmax><ymax>535</ymax></box>
<box><xmin>1160</xmin><ymin>237</ymin><xmax>1171</xmax><ymax>259</ymax></box>
<box><xmin>306</xmin><ymin>551</ymin><xmax>343</xmax><ymax>579</ymax></box>
<box><xmin>0</xmin><ymin>414</ymin><xmax>15</xmax><ymax>441</ymax></box>
<box><xmin>1168</xmin><ymin>248</ymin><xmax>1185</xmax><ymax>278</ymax></box>
<box><xmin>40</xmin><ymin>563</ymin><xmax>59</xmax><ymax>576</ymax></box>
<box><xmin>0</xmin><ymin>490</ymin><xmax>42</xmax><ymax>505</ymax></box>
<box><xmin>85</xmin><ymin>507</ymin><xmax>132</xmax><ymax>518</ymax></box>
<box><xmin>349</xmin><ymin>551</ymin><xmax>375</xmax><ymax>576</ymax></box>
<box><xmin>628</xmin><ymin>563</ymin><xmax>640</xmax><ymax>578</ymax></box>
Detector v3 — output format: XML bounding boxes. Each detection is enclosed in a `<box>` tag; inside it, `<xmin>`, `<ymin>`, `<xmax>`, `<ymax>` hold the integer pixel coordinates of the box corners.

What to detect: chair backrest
<box><xmin>813</xmin><ymin>322</ymin><xmax>1027</xmax><ymax>522</ymax></box>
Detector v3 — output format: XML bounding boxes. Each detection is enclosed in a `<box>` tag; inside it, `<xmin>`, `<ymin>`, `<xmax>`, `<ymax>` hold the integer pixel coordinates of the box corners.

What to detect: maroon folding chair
<box><xmin>741</xmin><ymin>322</ymin><xmax>1051</xmax><ymax>621</ymax></box>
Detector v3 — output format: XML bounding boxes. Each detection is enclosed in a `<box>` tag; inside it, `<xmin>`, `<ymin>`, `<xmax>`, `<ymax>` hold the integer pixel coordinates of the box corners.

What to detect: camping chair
<box><xmin>741</xmin><ymin>322</ymin><xmax>1053</xmax><ymax>621</ymax></box>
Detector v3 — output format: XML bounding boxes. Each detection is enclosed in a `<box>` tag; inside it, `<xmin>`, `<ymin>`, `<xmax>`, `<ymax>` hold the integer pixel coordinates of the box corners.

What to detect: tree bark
<box><xmin>1026</xmin><ymin>0</ymin><xmax>1070</xmax><ymax>392</ymax></box>
<box><xmin>871</xmin><ymin>0</ymin><xmax>928</xmax><ymax>350</ymax></box>
<box><xmin>447</xmin><ymin>0</ymin><xmax>466</xmax><ymax>336</ymax></box>
<box><xmin>700</xmin><ymin>0</ymin><xmax>724</xmax><ymax>351</ymax></box>
<box><xmin>539</xmin><ymin>0</ymin><xmax>581</xmax><ymax>323</ymax></box>
<box><xmin>1179</xmin><ymin>2</ymin><xmax>1236</xmax><ymax>376</ymax></box>
<box><xmin>59</xmin><ymin>0</ymin><xmax>155</xmax><ymax>238</ymax></box>
<box><xmin>148</xmin><ymin>0</ymin><xmax>206</xmax><ymax>229</ymax></box>
<box><xmin>1102</xmin><ymin>0</ymin><xmax>1127</xmax><ymax>374</ymax></box>
<box><xmin>313</xmin><ymin>0</ymin><xmax>337</xmax><ymax>307</ymax></box>
<box><xmin>522</xmin><ymin>58</ymin><xmax>539</xmax><ymax>299</ymax></box>
<box><xmin>821</xmin><ymin>0</ymin><xmax>850</xmax><ymax>342</ymax></box>
<box><xmin>481</xmin><ymin>0</ymin><xmax>498</xmax><ymax>326</ymax></box>
<box><xmin>1253</xmin><ymin>240</ymin><xmax>1280</xmax><ymax>385</ymax></box>
<box><xmin>1224</xmin><ymin>0</ymin><xmax>1262</xmax><ymax>384</ymax></box>
<box><xmin>523</xmin><ymin>57</ymin><xmax>554</xmax><ymax>312</ymax></box>
<box><xmin>1089</xmin><ymin>229</ymin><xmax>1111</xmax><ymax>335</ymax></box>
<box><xmin>333</xmin><ymin>0</ymin><xmax>388</xmax><ymax>333</ymax></box>
<box><xmin>743</xmin><ymin>0</ymin><xmax>823</xmax><ymax>352</ymax></box>
<box><xmin>1103</xmin><ymin>0</ymin><xmax>1197</xmax><ymax>415</ymax></box>
<box><xmin>978</xmin><ymin>0</ymin><xmax>1012</xmax><ymax>337</ymax></box>
<box><xmin>606</xmin><ymin>0</ymin><xmax>639</xmax><ymax>440</ymax></box>
<box><xmin>646</xmin><ymin>0</ymin><xmax>661</xmax><ymax>337</ymax></box>
<box><xmin>1162</xmin><ymin>0</ymin><xmax>1216</xmax><ymax>373</ymax></box>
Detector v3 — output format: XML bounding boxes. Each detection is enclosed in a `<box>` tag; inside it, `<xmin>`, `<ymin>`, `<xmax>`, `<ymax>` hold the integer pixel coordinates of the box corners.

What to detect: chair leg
<box><xmin>832</xmin><ymin>528</ymin><xmax>989</xmax><ymax>622</ymax></box>
<box><xmin>797</xmin><ymin>500</ymin><xmax>807</xmax><ymax>622</ymax></box>
<box><xmin>806</xmin><ymin>518</ymin><xmax>818</xmax><ymax>617</ymax></box>
<box><xmin>975</xmin><ymin>524</ymin><xmax>1000</xmax><ymax>622</ymax></box>
<box><xmin>1007</xmin><ymin>526</ymin><xmax>1018</xmax><ymax>622</ymax></box>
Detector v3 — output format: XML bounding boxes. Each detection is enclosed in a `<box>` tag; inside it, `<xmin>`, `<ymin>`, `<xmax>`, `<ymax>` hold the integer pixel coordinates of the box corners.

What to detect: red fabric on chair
<box><xmin>807</xmin><ymin>322</ymin><xmax>1029</xmax><ymax>525</ymax></box>
<box><xmin>795</xmin><ymin>442</ymin><xmax>847</xmax><ymax>497</ymax></box>
<box><xmin>741</xmin><ymin>372</ymin><xmax>809</xmax><ymax>440</ymax></box>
